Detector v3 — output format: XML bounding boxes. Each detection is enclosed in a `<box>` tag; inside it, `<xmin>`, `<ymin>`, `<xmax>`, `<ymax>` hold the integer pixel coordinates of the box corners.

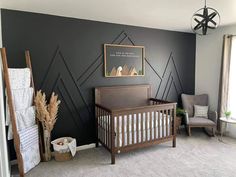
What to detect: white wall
<box><xmin>196</xmin><ymin>24</ymin><xmax>236</xmax><ymax>138</ymax></box>
<box><xmin>0</xmin><ymin>8</ymin><xmax>11</xmax><ymax>177</ymax></box>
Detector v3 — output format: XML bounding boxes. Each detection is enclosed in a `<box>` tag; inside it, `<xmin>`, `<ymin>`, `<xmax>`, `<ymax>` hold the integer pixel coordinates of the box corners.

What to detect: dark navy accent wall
<box><xmin>1</xmin><ymin>9</ymin><xmax>195</xmax><ymax>159</ymax></box>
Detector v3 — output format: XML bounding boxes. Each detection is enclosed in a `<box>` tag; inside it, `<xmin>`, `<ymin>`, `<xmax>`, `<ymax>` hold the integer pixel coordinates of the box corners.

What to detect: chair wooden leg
<box><xmin>212</xmin><ymin>127</ymin><xmax>216</xmax><ymax>137</ymax></box>
<box><xmin>188</xmin><ymin>126</ymin><xmax>191</xmax><ymax>136</ymax></box>
<box><xmin>172</xmin><ymin>136</ymin><xmax>176</xmax><ymax>147</ymax></box>
<box><xmin>203</xmin><ymin>127</ymin><xmax>215</xmax><ymax>137</ymax></box>
<box><xmin>111</xmin><ymin>152</ymin><xmax>115</xmax><ymax>164</ymax></box>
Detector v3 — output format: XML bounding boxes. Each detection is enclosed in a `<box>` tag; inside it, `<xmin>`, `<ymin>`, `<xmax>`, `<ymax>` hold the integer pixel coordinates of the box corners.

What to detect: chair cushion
<box><xmin>181</xmin><ymin>94</ymin><xmax>208</xmax><ymax>117</ymax></box>
<box><xmin>189</xmin><ymin>117</ymin><xmax>215</xmax><ymax>126</ymax></box>
<box><xmin>194</xmin><ymin>105</ymin><xmax>208</xmax><ymax>118</ymax></box>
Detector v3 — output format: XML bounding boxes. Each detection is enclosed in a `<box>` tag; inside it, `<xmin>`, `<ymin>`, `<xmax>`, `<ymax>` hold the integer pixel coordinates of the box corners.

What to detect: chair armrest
<box><xmin>184</xmin><ymin>110</ymin><xmax>189</xmax><ymax>125</ymax></box>
<box><xmin>208</xmin><ymin>110</ymin><xmax>218</xmax><ymax>124</ymax></box>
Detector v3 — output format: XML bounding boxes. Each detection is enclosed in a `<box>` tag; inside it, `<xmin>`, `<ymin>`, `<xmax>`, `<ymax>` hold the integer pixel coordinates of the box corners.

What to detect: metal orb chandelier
<box><xmin>191</xmin><ymin>0</ymin><xmax>220</xmax><ymax>35</ymax></box>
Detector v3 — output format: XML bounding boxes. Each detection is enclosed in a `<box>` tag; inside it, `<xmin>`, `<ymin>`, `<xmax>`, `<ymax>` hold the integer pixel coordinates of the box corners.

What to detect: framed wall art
<box><xmin>104</xmin><ymin>44</ymin><xmax>145</xmax><ymax>77</ymax></box>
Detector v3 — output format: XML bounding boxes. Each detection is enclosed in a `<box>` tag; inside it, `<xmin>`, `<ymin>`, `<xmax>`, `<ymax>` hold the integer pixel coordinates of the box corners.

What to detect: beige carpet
<box><xmin>13</xmin><ymin>129</ymin><xmax>236</xmax><ymax>177</ymax></box>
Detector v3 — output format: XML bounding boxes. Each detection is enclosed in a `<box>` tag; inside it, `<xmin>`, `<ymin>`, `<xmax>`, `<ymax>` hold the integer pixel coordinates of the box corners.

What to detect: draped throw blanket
<box><xmin>19</xmin><ymin>125</ymin><xmax>39</xmax><ymax>151</ymax></box>
<box><xmin>7</xmin><ymin>106</ymin><xmax>36</xmax><ymax>140</ymax></box>
<box><xmin>6</xmin><ymin>68</ymin><xmax>33</xmax><ymax>139</ymax></box>
<box><xmin>8</xmin><ymin>68</ymin><xmax>31</xmax><ymax>89</ymax></box>
<box><xmin>21</xmin><ymin>142</ymin><xmax>40</xmax><ymax>173</ymax></box>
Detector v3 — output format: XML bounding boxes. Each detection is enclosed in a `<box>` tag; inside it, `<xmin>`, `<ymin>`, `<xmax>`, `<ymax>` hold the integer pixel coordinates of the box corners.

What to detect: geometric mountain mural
<box><xmin>40</xmin><ymin>48</ymin><xmax>93</xmax><ymax>145</ymax></box>
<box><xmin>38</xmin><ymin>30</ymin><xmax>186</xmax><ymax>145</ymax></box>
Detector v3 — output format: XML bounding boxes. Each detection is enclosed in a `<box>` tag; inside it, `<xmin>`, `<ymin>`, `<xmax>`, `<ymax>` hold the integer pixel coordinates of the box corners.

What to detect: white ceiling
<box><xmin>1</xmin><ymin>0</ymin><xmax>236</xmax><ymax>32</ymax></box>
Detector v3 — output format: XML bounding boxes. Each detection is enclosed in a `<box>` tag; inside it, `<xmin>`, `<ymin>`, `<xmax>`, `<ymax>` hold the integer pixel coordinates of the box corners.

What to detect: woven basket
<box><xmin>54</xmin><ymin>151</ymin><xmax>72</xmax><ymax>162</ymax></box>
<box><xmin>51</xmin><ymin>137</ymin><xmax>76</xmax><ymax>162</ymax></box>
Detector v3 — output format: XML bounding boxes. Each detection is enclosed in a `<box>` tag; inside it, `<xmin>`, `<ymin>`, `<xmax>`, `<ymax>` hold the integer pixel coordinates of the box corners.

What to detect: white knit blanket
<box><xmin>8</xmin><ymin>68</ymin><xmax>31</xmax><ymax>89</ymax></box>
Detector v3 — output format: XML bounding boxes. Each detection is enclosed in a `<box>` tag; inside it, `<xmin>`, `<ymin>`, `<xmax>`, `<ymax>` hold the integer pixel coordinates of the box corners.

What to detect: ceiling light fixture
<box><xmin>191</xmin><ymin>0</ymin><xmax>220</xmax><ymax>35</ymax></box>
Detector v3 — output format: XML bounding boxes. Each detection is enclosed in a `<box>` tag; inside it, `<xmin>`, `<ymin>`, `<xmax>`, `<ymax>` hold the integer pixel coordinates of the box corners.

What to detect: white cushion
<box><xmin>194</xmin><ymin>105</ymin><xmax>208</xmax><ymax>118</ymax></box>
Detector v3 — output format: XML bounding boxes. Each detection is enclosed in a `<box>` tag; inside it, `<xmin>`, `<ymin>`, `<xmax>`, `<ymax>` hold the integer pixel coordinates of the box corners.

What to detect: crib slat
<box><xmin>127</xmin><ymin>115</ymin><xmax>130</xmax><ymax>145</ymax></box>
<box><xmin>106</xmin><ymin>112</ymin><xmax>109</xmax><ymax>147</ymax></box>
<box><xmin>122</xmin><ymin>115</ymin><xmax>125</xmax><ymax>147</ymax></box>
<box><xmin>162</xmin><ymin>110</ymin><xmax>164</xmax><ymax>138</ymax></box>
<box><xmin>96</xmin><ymin>107</ymin><xmax>98</xmax><ymax>140</ymax></box>
<box><xmin>154</xmin><ymin>111</ymin><xmax>156</xmax><ymax>139</ymax></box>
<box><xmin>100</xmin><ymin>108</ymin><xmax>102</xmax><ymax>141</ymax></box>
<box><xmin>158</xmin><ymin>111</ymin><xmax>160</xmax><ymax>139</ymax></box>
<box><xmin>169</xmin><ymin>109</ymin><xmax>172</xmax><ymax>137</ymax></box>
<box><xmin>108</xmin><ymin>113</ymin><xmax>110</xmax><ymax>148</ymax></box>
<box><xmin>132</xmin><ymin>114</ymin><xmax>134</xmax><ymax>144</ymax></box>
<box><xmin>136</xmin><ymin>114</ymin><xmax>139</xmax><ymax>144</ymax></box>
<box><xmin>166</xmin><ymin>109</ymin><xmax>169</xmax><ymax>138</ymax></box>
<box><xmin>145</xmin><ymin>112</ymin><xmax>148</xmax><ymax>141</ymax></box>
<box><xmin>104</xmin><ymin>111</ymin><xmax>107</xmax><ymax>146</ymax></box>
<box><xmin>141</xmin><ymin>112</ymin><xmax>143</xmax><ymax>143</ymax></box>
<box><xmin>103</xmin><ymin>110</ymin><xmax>105</xmax><ymax>145</ymax></box>
<box><xmin>99</xmin><ymin>108</ymin><xmax>101</xmax><ymax>141</ymax></box>
<box><xmin>95</xmin><ymin>107</ymin><xmax>97</xmax><ymax>140</ymax></box>
<box><xmin>104</xmin><ymin>110</ymin><xmax>107</xmax><ymax>144</ymax></box>
<box><xmin>117</xmin><ymin>116</ymin><xmax>120</xmax><ymax>148</ymax></box>
<box><xmin>150</xmin><ymin>112</ymin><xmax>152</xmax><ymax>141</ymax></box>
<box><xmin>100</xmin><ymin>109</ymin><xmax>103</xmax><ymax>143</ymax></box>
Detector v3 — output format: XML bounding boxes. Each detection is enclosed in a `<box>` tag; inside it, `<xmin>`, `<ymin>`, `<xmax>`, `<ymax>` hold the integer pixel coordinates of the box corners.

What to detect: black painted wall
<box><xmin>1</xmin><ymin>9</ymin><xmax>195</xmax><ymax>156</ymax></box>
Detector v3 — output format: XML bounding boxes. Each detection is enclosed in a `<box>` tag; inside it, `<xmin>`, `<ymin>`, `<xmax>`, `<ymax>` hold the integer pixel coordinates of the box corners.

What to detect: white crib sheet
<box><xmin>99</xmin><ymin>112</ymin><xmax>172</xmax><ymax>147</ymax></box>
<box><xmin>115</xmin><ymin>126</ymin><xmax>169</xmax><ymax>147</ymax></box>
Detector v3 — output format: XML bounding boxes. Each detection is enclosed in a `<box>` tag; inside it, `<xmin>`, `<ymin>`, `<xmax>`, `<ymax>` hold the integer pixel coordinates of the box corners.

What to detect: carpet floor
<box><xmin>13</xmin><ymin>129</ymin><xmax>236</xmax><ymax>177</ymax></box>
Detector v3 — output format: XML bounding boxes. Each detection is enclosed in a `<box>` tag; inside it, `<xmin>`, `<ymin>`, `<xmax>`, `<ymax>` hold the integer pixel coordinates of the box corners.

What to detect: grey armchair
<box><xmin>181</xmin><ymin>94</ymin><xmax>217</xmax><ymax>136</ymax></box>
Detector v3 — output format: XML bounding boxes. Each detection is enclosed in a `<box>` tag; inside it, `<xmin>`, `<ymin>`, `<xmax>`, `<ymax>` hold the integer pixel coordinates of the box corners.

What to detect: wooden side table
<box><xmin>219</xmin><ymin>117</ymin><xmax>236</xmax><ymax>141</ymax></box>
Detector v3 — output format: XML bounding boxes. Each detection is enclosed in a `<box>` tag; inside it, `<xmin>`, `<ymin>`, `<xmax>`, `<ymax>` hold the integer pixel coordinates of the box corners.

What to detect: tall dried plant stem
<box><xmin>35</xmin><ymin>90</ymin><xmax>61</xmax><ymax>161</ymax></box>
<box><xmin>43</xmin><ymin>129</ymin><xmax>51</xmax><ymax>161</ymax></box>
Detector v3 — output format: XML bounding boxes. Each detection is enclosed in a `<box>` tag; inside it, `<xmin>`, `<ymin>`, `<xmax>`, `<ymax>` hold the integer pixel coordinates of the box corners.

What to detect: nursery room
<box><xmin>0</xmin><ymin>0</ymin><xmax>236</xmax><ymax>177</ymax></box>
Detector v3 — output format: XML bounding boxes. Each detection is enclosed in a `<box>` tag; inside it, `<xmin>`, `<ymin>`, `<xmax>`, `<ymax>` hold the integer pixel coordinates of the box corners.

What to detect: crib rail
<box><xmin>112</xmin><ymin>104</ymin><xmax>175</xmax><ymax>150</ymax></box>
<box><xmin>95</xmin><ymin>101</ymin><xmax>176</xmax><ymax>164</ymax></box>
<box><xmin>149</xmin><ymin>98</ymin><xmax>172</xmax><ymax>104</ymax></box>
<box><xmin>95</xmin><ymin>104</ymin><xmax>112</xmax><ymax>151</ymax></box>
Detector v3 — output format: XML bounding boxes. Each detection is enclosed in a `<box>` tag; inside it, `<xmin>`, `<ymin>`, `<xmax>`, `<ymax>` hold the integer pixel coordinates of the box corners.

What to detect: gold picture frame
<box><xmin>104</xmin><ymin>44</ymin><xmax>145</xmax><ymax>77</ymax></box>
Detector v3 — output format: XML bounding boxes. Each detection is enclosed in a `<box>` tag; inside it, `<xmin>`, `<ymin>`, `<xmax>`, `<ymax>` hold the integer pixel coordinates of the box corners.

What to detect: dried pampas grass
<box><xmin>35</xmin><ymin>90</ymin><xmax>61</xmax><ymax>132</ymax></box>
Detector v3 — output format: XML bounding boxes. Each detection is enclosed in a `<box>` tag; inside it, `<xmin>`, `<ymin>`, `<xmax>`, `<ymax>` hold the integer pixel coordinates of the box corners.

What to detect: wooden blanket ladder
<box><xmin>0</xmin><ymin>47</ymin><xmax>42</xmax><ymax>177</ymax></box>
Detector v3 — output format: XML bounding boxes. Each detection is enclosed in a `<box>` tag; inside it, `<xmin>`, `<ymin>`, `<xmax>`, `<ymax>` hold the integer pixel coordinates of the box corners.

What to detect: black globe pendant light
<box><xmin>191</xmin><ymin>0</ymin><xmax>220</xmax><ymax>35</ymax></box>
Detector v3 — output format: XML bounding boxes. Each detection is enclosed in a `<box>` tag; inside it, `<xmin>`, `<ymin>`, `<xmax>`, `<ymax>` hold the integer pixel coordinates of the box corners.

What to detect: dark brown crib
<box><xmin>95</xmin><ymin>84</ymin><xmax>177</xmax><ymax>164</ymax></box>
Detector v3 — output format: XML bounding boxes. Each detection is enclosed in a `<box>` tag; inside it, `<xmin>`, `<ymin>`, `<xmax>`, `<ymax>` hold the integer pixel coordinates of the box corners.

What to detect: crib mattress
<box><xmin>114</xmin><ymin>126</ymin><xmax>170</xmax><ymax>147</ymax></box>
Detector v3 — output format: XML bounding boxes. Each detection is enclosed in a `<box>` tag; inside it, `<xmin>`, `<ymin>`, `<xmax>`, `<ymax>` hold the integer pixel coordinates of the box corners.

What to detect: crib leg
<box><xmin>96</xmin><ymin>141</ymin><xmax>99</xmax><ymax>147</ymax></box>
<box><xmin>111</xmin><ymin>152</ymin><xmax>115</xmax><ymax>164</ymax></box>
<box><xmin>172</xmin><ymin>136</ymin><xmax>176</xmax><ymax>148</ymax></box>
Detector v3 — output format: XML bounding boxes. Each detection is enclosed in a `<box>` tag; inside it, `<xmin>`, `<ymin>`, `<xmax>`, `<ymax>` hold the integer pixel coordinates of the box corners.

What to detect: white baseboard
<box><xmin>10</xmin><ymin>143</ymin><xmax>96</xmax><ymax>165</ymax></box>
<box><xmin>76</xmin><ymin>143</ymin><xmax>96</xmax><ymax>151</ymax></box>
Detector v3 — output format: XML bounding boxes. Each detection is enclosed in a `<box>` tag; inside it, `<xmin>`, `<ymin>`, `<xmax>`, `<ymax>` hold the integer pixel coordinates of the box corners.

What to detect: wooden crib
<box><xmin>95</xmin><ymin>85</ymin><xmax>177</xmax><ymax>164</ymax></box>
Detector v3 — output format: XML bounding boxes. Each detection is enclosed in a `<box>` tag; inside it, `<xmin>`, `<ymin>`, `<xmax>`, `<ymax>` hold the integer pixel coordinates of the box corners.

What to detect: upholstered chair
<box><xmin>181</xmin><ymin>94</ymin><xmax>217</xmax><ymax>136</ymax></box>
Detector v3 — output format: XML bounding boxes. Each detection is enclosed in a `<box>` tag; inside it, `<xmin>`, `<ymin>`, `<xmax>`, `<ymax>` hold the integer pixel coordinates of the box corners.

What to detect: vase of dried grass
<box><xmin>43</xmin><ymin>128</ymin><xmax>51</xmax><ymax>161</ymax></box>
